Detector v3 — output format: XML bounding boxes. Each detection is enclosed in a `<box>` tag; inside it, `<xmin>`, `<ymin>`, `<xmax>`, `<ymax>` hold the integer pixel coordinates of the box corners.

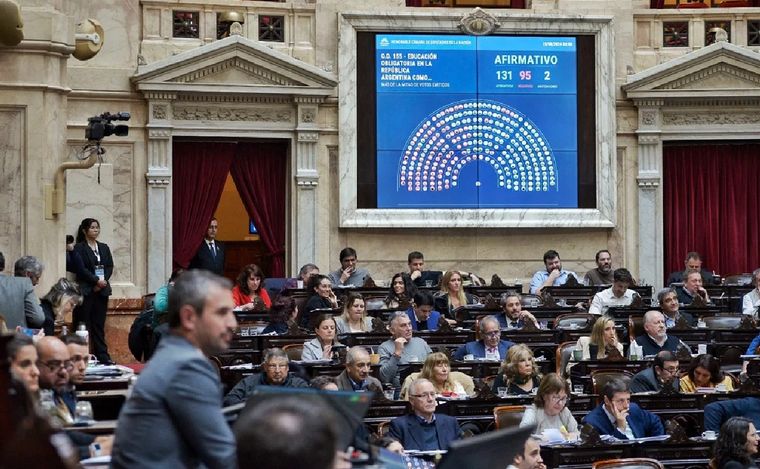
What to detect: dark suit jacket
<box><xmin>667</xmin><ymin>268</ymin><xmax>716</xmax><ymax>286</ymax></box>
<box><xmin>704</xmin><ymin>397</ymin><xmax>760</xmax><ymax>432</ymax></box>
<box><xmin>74</xmin><ymin>241</ymin><xmax>113</xmax><ymax>297</ymax></box>
<box><xmin>630</xmin><ymin>367</ymin><xmax>679</xmax><ymax>393</ymax></box>
<box><xmin>335</xmin><ymin>370</ymin><xmax>382</xmax><ymax>392</ymax></box>
<box><xmin>582</xmin><ymin>403</ymin><xmax>664</xmax><ymax>439</ymax></box>
<box><xmin>453</xmin><ymin>339</ymin><xmax>514</xmax><ymax>361</ymax></box>
<box><xmin>189</xmin><ymin>239</ymin><xmax>225</xmax><ymax>276</ymax></box>
<box><xmin>634</xmin><ymin>334</ymin><xmax>681</xmax><ymax>357</ymax></box>
<box><xmin>0</xmin><ymin>275</ymin><xmax>44</xmax><ymax>329</ymax></box>
<box><xmin>388</xmin><ymin>413</ymin><xmax>462</xmax><ymax>451</ymax></box>
<box><xmin>405</xmin><ymin>307</ymin><xmax>441</xmax><ymax>331</ymax></box>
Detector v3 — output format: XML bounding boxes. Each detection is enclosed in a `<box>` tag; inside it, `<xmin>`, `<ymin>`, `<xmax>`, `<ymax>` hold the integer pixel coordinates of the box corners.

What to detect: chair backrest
<box><xmin>554</xmin><ymin>313</ymin><xmax>595</xmax><ymax>331</ymax></box>
<box><xmin>493</xmin><ymin>405</ymin><xmax>526</xmax><ymax>430</ymax></box>
<box><xmin>591</xmin><ymin>458</ymin><xmax>665</xmax><ymax>469</ymax></box>
<box><xmin>483</xmin><ymin>374</ymin><xmax>498</xmax><ymax>390</ymax></box>
<box><xmin>702</xmin><ymin>315</ymin><xmax>746</xmax><ymax>330</ymax></box>
<box><xmin>376</xmin><ymin>420</ymin><xmax>391</xmax><ymax>438</ymax></box>
<box><xmin>282</xmin><ymin>343</ymin><xmax>304</xmax><ymax>361</ymax></box>
<box><xmin>556</xmin><ymin>341</ymin><xmax>577</xmax><ymax>378</ymax></box>
<box><xmin>520</xmin><ymin>294</ymin><xmax>543</xmax><ymax>308</ymax></box>
<box><xmin>723</xmin><ymin>273</ymin><xmax>752</xmax><ymax>286</ymax></box>
<box><xmin>628</xmin><ymin>316</ymin><xmax>644</xmax><ymax>343</ymax></box>
<box><xmin>592</xmin><ymin>458</ymin><xmax>664</xmax><ymax>469</ymax></box>
<box><xmin>365</xmin><ymin>297</ymin><xmax>387</xmax><ymax>311</ymax></box>
<box><xmin>591</xmin><ymin>369</ymin><xmax>634</xmax><ymax>398</ymax></box>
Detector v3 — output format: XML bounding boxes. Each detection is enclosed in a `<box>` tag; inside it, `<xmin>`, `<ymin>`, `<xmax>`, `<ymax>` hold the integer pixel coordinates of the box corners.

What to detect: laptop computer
<box><xmin>436</xmin><ymin>425</ymin><xmax>535</xmax><ymax>469</ymax></box>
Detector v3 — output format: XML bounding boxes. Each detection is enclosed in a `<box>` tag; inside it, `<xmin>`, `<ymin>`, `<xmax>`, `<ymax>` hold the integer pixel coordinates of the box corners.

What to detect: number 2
<box><xmin>544</xmin><ymin>71</ymin><xmax>551</xmax><ymax>80</ymax></box>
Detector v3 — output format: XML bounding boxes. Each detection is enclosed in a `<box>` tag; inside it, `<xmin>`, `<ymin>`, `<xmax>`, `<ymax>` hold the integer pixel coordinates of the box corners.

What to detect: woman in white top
<box><xmin>519</xmin><ymin>372</ymin><xmax>578</xmax><ymax>441</ymax></box>
<box><xmin>742</xmin><ymin>268</ymin><xmax>760</xmax><ymax>319</ymax></box>
<box><xmin>334</xmin><ymin>292</ymin><xmax>373</xmax><ymax>334</ymax></box>
<box><xmin>302</xmin><ymin>314</ymin><xmax>343</xmax><ymax>361</ymax></box>
<box><xmin>575</xmin><ymin>315</ymin><xmax>624</xmax><ymax>360</ymax></box>
<box><xmin>399</xmin><ymin>352</ymin><xmax>474</xmax><ymax>399</ymax></box>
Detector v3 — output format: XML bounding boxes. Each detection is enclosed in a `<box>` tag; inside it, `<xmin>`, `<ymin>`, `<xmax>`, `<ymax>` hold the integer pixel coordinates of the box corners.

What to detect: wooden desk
<box><xmin>540</xmin><ymin>439</ymin><xmax>713</xmax><ymax>469</ymax></box>
<box><xmin>63</xmin><ymin>419</ymin><xmax>117</xmax><ymax>435</ymax></box>
<box><xmin>77</xmin><ymin>389</ymin><xmax>127</xmax><ymax>421</ymax></box>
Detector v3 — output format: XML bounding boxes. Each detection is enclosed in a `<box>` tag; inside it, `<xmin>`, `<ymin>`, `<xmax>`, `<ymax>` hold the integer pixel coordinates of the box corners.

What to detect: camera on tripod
<box><xmin>85</xmin><ymin>112</ymin><xmax>130</xmax><ymax>141</ymax></box>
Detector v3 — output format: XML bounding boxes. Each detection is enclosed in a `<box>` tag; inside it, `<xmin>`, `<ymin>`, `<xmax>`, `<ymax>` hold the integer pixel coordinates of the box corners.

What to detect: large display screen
<box><xmin>374</xmin><ymin>34</ymin><xmax>578</xmax><ymax>209</ymax></box>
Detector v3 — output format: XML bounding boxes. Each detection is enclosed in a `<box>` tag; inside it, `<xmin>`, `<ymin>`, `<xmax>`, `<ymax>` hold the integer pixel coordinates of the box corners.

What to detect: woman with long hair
<box><xmin>232</xmin><ymin>264</ymin><xmax>271</xmax><ymax>310</ymax></box>
<box><xmin>680</xmin><ymin>354</ymin><xmax>734</xmax><ymax>393</ymax></box>
<box><xmin>520</xmin><ymin>373</ymin><xmax>578</xmax><ymax>440</ymax></box>
<box><xmin>262</xmin><ymin>296</ymin><xmax>298</xmax><ymax>335</ymax></box>
<box><xmin>73</xmin><ymin>217</ymin><xmax>114</xmax><ymax>364</ymax></box>
<box><xmin>383</xmin><ymin>273</ymin><xmax>417</xmax><ymax>310</ymax></box>
<box><xmin>493</xmin><ymin>344</ymin><xmax>542</xmax><ymax>395</ymax></box>
<box><xmin>7</xmin><ymin>333</ymin><xmax>40</xmax><ymax>396</ymax></box>
<box><xmin>40</xmin><ymin>278</ymin><xmax>82</xmax><ymax>336</ymax></box>
<box><xmin>433</xmin><ymin>270</ymin><xmax>478</xmax><ymax>318</ymax></box>
<box><xmin>335</xmin><ymin>292</ymin><xmax>373</xmax><ymax>334</ymax></box>
<box><xmin>711</xmin><ymin>417</ymin><xmax>759</xmax><ymax>469</ymax></box>
<box><xmin>576</xmin><ymin>315</ymin><xmax>623</xmax><ymax>360</ymax></box>
<box><xmin>302</xmin><ymin>314</ymin><xmax>343</xmax><ymax>361</ymax></box>
<box><xmin>301</xmin><ymin>274</ymin><xmax>338</xmax><ymax>328</ymax></box>
<box><xmin>399</xmin><ymin>352</ymin><xmax>474</xmax><ymax>399</ymax></box>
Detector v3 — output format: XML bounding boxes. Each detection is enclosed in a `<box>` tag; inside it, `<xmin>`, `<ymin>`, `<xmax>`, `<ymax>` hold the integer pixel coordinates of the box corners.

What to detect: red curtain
<box><xmin>650</xmin><ymin>0</ymin><xmax>664</xmax><ymax>7</ymax></box>
<box><xmin>663</xmin><ymin>143</ymin><xmax>760</xmax><ymax>278</ymax></box>
<box><xmin>230</xmin><ymin>142</ymin><xmax>288</xmax><ymax>277</ymax></box>
<box><xmin>172</xmin><ymin>142</ymin><xmax>236</xmax><ymax>269</ymax></box>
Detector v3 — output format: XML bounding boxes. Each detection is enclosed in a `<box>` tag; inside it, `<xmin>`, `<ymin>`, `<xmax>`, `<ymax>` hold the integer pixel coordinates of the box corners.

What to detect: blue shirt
<box><xmin>529</xmin><ymin>269</ymin><xmax>578</xmax><ymax>294</ymax></box>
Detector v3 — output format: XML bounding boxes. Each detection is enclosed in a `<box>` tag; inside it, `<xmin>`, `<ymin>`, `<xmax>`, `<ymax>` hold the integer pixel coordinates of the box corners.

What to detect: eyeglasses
<box><xmin>662</xmin><ymin>366</ymin><xmax>678</xmax><ymax>374</ymax></box>
<box><xmin>483</xmin><ymin>331</ymin><xmax>501</xmax><ymax>337</ymax></box>
<box><xmin>549</xmin><ymin>395</ymin><xmax>568</xmax><ymax>404</ymax></box>
<box><xmin>38</xmin><ymin>360</ymin><xmax>73</xmax><ymax>373</ymax></box>
<box><xmin>266</xmin><ymin>363</ymin><xmax>289</xmax><ymax>370</ymax></box>
<box><xmin>410</xmin><ymin>392</ymin><xmax>437</xmax><ymax>399</ymax></box>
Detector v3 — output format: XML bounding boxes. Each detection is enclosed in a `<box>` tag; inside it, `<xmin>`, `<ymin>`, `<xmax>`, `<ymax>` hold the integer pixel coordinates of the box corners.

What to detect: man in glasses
<box><xmin>582</xmin><ymin>378</ymin><xmax>664</xmax><ymax>439</ymax></box>
<box><xmin>453</xmin><ymin>315</ymin><xmax>514</xmax><ymax>361</ymax></box>
<box><xmin>630</xmin><ymin>351</ymin><xmax>680</xmax><ymax>393</ymax></box>
<box><xmin>223</xmin><ymin>347</ymin><xmax>308</xmax><ymax>406</ymax></box>
<box><xmin>388</xmin><ymin>378</ymin><xmax>462</xmax><ymax>451</ymax></box>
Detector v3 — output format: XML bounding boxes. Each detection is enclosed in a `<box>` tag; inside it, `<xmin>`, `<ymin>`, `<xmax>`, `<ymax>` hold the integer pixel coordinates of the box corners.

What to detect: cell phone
<box><xmin>89</xmin><ymin>442</ymin><xmax>102</xmax><ymax>457</ymax></box>
<box><xmin>21</xmin><ymin>328</ymin><xmax>40</xmax><ymax>337</ymax></box>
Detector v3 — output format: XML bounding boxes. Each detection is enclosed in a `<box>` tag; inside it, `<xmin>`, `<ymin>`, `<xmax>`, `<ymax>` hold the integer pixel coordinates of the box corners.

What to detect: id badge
<box><xmin>95</xmin><ymin>265</ymin><xmax>105</xmax><ymax>280</ymax></box>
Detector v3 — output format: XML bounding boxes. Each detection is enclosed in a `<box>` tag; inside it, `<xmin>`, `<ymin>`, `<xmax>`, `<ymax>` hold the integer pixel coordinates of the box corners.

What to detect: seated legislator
<box><xmin>407</xmin><ymin>250</ymin><xmax>443</xmax><ymax>288</ymax></box>
<box><xmin>223</xmin><ymin>348</ymin><xmax>309</xmax><ymax>406</ymax></box>
<box><xmin>583</xmin><ymin>249</ymin><xmax>614</xmax><ymax>286</ymax></box>
<box><xmin>588</xmin><ymin>268</ymin><xmax>637</xmax><ymax>315</ymax></box>
<box><xmin>302</xmin><ymin>314</ymin><xmax>344</xmax><ymax>361</ymax></box>
<box><xmin>328</xmin><ymin>247</ymin><xmax>370</xmax><ymax>288</ymax></box>
<box><xmin>433</xmin><ymin>270</ymin><xmax>478</xmax><ymax>318</ymax></box>
<box><xmin>383</xmin><ymin>272</ymin><xmax>417</xmax><ymax>310</ymax></box>
<box><xmin>453</xmin><ymin>315</ymin><xmax>515</xmax><ymax>361</ymax></box>
<box><xmin>711</xmin><ymin>417</ymin><xmax>759</xmax><ymax>469</ymax></box>
<box><xmin>743</xmin><ymin>268</ymin><xmax>760</xmax><ymax>320</ymax></box>
<box><xmin>388</xmin><ymin>378</ymin><xmax>463</xmax><ymax>451</ymax></box>
<box><xmin>657</xmin><ymin>287</ymin><xmax>697</xmax><ymax>328</ymax></box>
<box><xmin>575</xmin><ymin>315</ymin><xmax>624</xmax><ymax>361</ymax></box>
<box><xmin>675</xmin><ymin>269</ymin><xmax>712</xmax><ymax>306</ymax></box>
<box><xmin>406</xmin><ymin>290</ymin><xmax>443</xmax><ymax>332</ymax></box>
<box><xmin>631</xmin><ymin>310</ymin><xmax>683</xmax><ymax>357</ymax></box>
<box><xmin>400</xmin><ymin>352</ymin><xmax>474</xmax><ymax>399</ymax></box>
<box><xmin>507</xmin><ymin>436</ymin><xmax>545</xmax><ymax>469</ymax></box>
<box><xmin>498</xmin><ymin>292</ymin><xmax>539</xmax><ymax>330</ymax></box>
<box><xmin>582</xmin><ymin>378</ymin><xmax>665</xmax><ymax>440</ymax></box>
<box><xmin>112</xmin><ymin>270</ymin><xmax>236</xmax><ymax>468</ymax></box>
<box><xmin>231</xmin><ymin>263</ymin><xmax>272</xmax><ymax>310</ymax></box>
<box><xmin>679</xmin><ymin>354</ymin><xmax>734</xmax><ymax>393</ymax></box>
<box><xmin>261</xmin><ymin>296</ymin><xmax>298</xmax><ymax>335</ymax></box>
<box><xmin>283</xmin><ymin>263</ymin><xmax>320</xmax><ymax>290</ymax></box>
<box><xmin>335</xmin><ymin>346</ymin><xmax>382</xmax><ymax>392</ymax></box>
<box><xmin>378</xmin><ymin>311</ymin><xmax>433</xmax><ymax>388</ymax></box>
<box><xmin>492</xmin><ymin>344</ymin><xmax>542</xmax><ymax>395</ymax></box>
<box><xmin>519</xmin><ymin>373</ymin><xmax>578</xmax><ymax>440</ymax></box>
<box><xmin>8</xmin><ymin>333</ymin><xmax>40</xmax><ymax>396</ymax></box>
<box><xmin>301</xmin><ymin>274</ymin><xmax>338</xmax><ymax>328</ymax></box>
<box><xmin>310</xmin><ymin>375</ymin><xmax>339</xmax><ymax>391</ymax></box>
<box><xmin>630</xmin><ymin>351</ymin><xmax>680</xmax><ymax>393</ymax></box>
<box><xmin>666</xmin><ymin>251</ymin><xmax>717</xmax><ymax>286</ymax></box>
<box><xmin>704</xmin><ymin>397</ymin><xmax>760</xmax><ymax>433</ymax></box>
<box><xmin>529</xmin><ymin>249</ymin><xmax>578</xmax><ymax>295</ymax></box>
<box><xmin>334</xmin><ymin>292</ymin><xmax>373</xmax><ymax>334</ymax></box>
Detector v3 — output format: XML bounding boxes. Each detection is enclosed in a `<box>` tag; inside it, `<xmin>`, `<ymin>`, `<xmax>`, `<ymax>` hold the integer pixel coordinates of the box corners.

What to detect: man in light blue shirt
<box><xmin>529</xmin><ymin>250</ymin><xmax>578</xmax><ymax>295</ymax></box>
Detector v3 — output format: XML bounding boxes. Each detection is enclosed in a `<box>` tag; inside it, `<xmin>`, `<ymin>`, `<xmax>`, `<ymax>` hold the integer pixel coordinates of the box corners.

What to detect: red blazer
<box><xmin>231</xmin><ymin>285</ymin><xmax>271</xmax><ymax>308</ymax></box>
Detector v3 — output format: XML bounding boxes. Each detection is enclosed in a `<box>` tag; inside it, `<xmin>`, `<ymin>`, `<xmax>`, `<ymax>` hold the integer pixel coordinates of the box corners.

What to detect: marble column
<box><xmin>635</xmin><ymin>103</ymin><xmax>664</xmax><ymax>288</ymax></box>
<box><xmin>293</xmin><ymin>97</ymin><xmax>322</xmax><ymax>272</ymax></box>
<box><xmin>145</xmin><ymin>95</ymin><xmax>174</xmax><ymax>291</ymax></box>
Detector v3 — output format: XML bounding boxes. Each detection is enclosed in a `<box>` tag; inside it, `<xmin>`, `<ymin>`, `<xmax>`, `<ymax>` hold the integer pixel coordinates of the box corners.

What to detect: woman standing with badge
<box><xmin>73</xmin><ymin>218</ymin><xmax>114</xmax><ymax>364</ymax></box>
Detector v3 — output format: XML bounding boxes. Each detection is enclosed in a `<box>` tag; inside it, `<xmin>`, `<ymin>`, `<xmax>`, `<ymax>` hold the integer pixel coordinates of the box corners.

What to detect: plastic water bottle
<box><xmin>76</xmin><ymin>323</ymin><xmax>89</xmax><ymax>344</ymax></box>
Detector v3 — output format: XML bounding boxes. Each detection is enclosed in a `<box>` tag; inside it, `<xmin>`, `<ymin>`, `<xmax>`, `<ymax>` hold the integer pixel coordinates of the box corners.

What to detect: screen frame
<box><xmin>338</xmin><ymin>11</ymin><xmax>617</xmax><ymax>228</ymax></box>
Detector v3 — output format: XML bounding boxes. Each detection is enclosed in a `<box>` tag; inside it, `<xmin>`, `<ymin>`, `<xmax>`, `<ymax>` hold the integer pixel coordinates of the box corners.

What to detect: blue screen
<box><xmin>375</xmin><ymin>34</ymin><xmax>578</xmax><ymax>208</ymax></box>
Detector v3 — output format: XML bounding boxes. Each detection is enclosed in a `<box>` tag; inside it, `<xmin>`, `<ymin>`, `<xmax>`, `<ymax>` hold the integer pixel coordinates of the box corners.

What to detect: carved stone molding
<box><xmin>637</xmin><ymin>177</ymin><xmax>660</xmax><ymax>188</ymax></box>
<box><xmin>301</xmin><ymin>108</ymin><xmax>316</xmax><ymax>123</ymax></box>
<box><xmin>632</xmin><ymin>98</ymin><xmax>664</xmax><ymax>108</ymax></box>
<box><xmin>297</xmin><ymin>132</ymin><xmax>319</xmax><ymax>143</ymax></box>
<box><xmin>178</xmin><ymin>94</ymin><xmax>292</xmax><ymax>104</ymax></box>
<box><xmin>144</xmin><ymin>92</ymin><xmax>176</xmax><ymax>101</ymax></box>
<box><xmin>148</xmin><ymin>129</ymin><xmax>171</xmax><ymax>139</ymax></box>
<box><xmin>459</xmin><ymin>8</ymin><xmax>500</xmax><ymax>36</ymax></box>
<box><xmin>637</xmin><ymin>134</ymin><xmax>660</xmax><ymax>145</ymax></box>
<box><xmin>663</xmin><ymin>112</ymin><xmax>760</xmax><ymax>126</ymax></box>
<box><xmin>173</xmin><ymin>106</ymin><xmax>292</xmax><ymax>122</ymax></box>
<box><xmin>146</xmin><ymin>175</ymin><xmax>171</xmax><ymax>186</ymax></box>
<box><xmin>293</xmin><ymin>96</ymin><xmax>325</xmax><ymax>105</ymax></box>
<box><xmin>296</xmin><ymin>177</ymin><xmax>318</xmax><ymax>188</ymax></box>
<box><xmin>658</xmin><ymin>63</ymin><xmax>760</xmax><ymax>90</ymax></box>
<box><xmin>170</xmin><ymin>57</ymin><xmax>301</xmax><ymax>86</ymax></box>
<box><xmin>641</xmin><ymin>110</ymin><xmax>656</xmax><ymax>126</ymax></box>
<box><xmin>152</xmin><ymin>105</ymin><xmax>167</xmax><ymax>119</ymax></box>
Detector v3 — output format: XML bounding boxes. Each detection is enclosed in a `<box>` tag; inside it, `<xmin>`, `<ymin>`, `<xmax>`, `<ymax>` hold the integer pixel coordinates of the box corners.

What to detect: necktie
<box><xmin>209</xmin><ymin>242</ymin><xmax>216</xmax><ymax>257</ymax></box>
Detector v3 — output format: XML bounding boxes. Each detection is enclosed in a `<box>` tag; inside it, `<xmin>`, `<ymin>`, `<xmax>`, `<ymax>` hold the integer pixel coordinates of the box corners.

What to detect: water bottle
<box><xmin>76</xmin><ymin>323</ymin><xmax>89</xmax><ymax>344</ymax></box>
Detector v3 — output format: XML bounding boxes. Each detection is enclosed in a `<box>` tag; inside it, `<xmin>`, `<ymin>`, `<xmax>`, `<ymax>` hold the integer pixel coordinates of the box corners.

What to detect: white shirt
<box><xmin>602</xmin><ymin>404</ymin><xmax>635</xmax><ymax>439</ymax></box>
<box><xmin>588</xmin><ymin>287</ymin><xmax>636</xmax><ymax>315</ymax></box>
<box><xmin>743</xmin><ymin>289</ymin><xmax>760</xmax><ymax>319</ymax></box>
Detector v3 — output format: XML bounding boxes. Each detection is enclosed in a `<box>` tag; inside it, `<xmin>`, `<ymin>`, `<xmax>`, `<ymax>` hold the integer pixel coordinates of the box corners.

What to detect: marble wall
<box><xmin>0</xmin><ymin>109</ymin><xmax>24</xmax><ymax>270</ymax></box>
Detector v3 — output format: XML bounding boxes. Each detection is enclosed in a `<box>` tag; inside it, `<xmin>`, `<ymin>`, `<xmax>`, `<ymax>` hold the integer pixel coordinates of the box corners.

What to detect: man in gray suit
<box><xmin>0</xmin><ymin>251</ymin><xmax>44</xmax><ymax>330</ymax></box>
<box><xmin>336</xmin><ymin>346</ymin><xmax>382</xmax><ymax>392</ymax></box>
<box><xmin>111</xmin><ymin>270</ymin><xmax>238</xmax><ymax>468</ymax></box>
